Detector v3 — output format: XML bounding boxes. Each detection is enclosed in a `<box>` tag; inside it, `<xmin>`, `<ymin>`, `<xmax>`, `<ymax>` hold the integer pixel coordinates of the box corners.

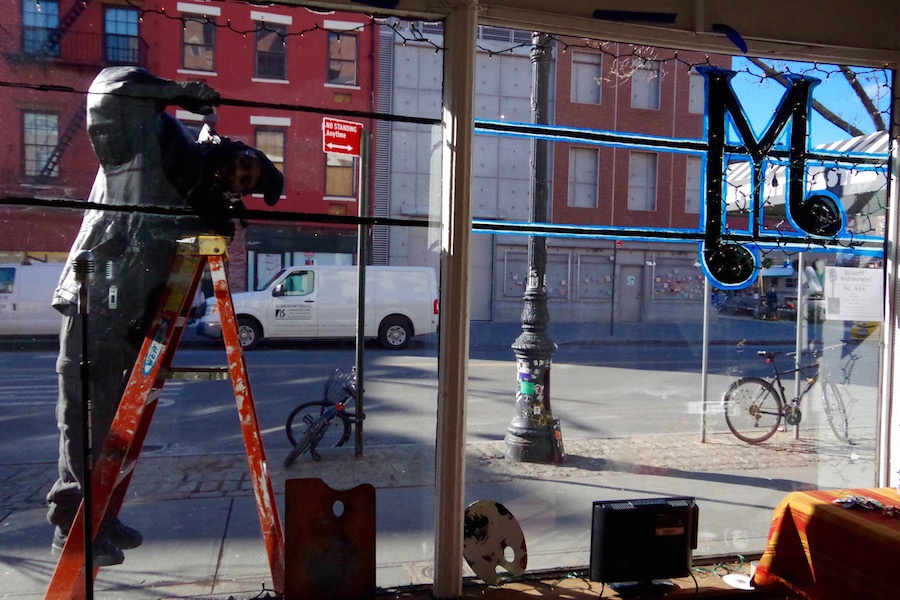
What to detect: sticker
<box><xmin>520</xmin><ymin>381</ymin><xmax>535</xmax><ymax>395</ymax></box>
<box><xmin>142</xmin><ymin>319</ymin><xmax>168</xmax><ymax>375</ymax></box>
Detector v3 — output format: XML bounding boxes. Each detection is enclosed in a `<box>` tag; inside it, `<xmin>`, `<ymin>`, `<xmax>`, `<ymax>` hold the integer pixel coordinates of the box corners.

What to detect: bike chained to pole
<box><xmin>721</xmin><ymin>342</ymin><xmax>854</xmax><ymax>445</ymax></box>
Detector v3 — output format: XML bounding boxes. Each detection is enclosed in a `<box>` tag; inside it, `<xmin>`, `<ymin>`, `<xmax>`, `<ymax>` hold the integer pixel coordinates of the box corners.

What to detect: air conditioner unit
<box><xmin>589</xmin><ymin>496</ymin><xmax>699</xmax><ymax>596</ymax></box>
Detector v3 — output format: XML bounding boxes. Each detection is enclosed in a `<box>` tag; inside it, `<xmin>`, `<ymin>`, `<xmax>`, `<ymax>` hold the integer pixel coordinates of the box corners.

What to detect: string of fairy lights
<box><xmin>17</xmin><ymin>0</ymin><xmax>896</xmax><ymax>266</ymax></box>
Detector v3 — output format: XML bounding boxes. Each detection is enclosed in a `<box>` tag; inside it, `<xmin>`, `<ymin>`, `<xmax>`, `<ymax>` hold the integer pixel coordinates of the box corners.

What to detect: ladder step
<box><xmin>114</xmin><ymin>459</ymin><xmax>137</xmax><ymax>488</ymax></box>
<box><xmin>163</xmin><ymin>366</ymin><xmax>230</xmax><ymax>381</ymax></box>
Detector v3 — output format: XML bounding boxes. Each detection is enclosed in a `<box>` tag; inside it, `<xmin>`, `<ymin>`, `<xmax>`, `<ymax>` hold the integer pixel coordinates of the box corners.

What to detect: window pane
<box><xmin>631</xmin><ymin>59</ymin><xmax>661</xmax><ymax>109</ymax></box>
<box><xmin>567</xmin><ymin>147</ymin><xmax>598</xmax><ymax>208</ymax></box>
<box><xmin>255</xmin><ymin>129</ymin><xmax>285</xmax><ymax>170</ymax></box>
<box><xmin>23</xmin><ymin>112</ymin><xmax>58</xmax><ymax>177</ymax></box>
<box><xmin>256</xmin><ymin>25</ymin><xmax>287</xmax><ymax>79</ymax></box>
<box><xmin>22</xmin><ymin>0</ymin><xmax>59</xmax><ymax>56</ymax></box>
<box><xmin>571</xmin><ymin>51</ymin><xmax>601</xmax><ymax>104</ymax></box>
<box><xmin>628</xmin><ymin>151</ymin><xmax>657</xmax><ymax>211</ymax></box>
<box><xmin>183</xmin><ymin>18</ymin><xmax>215</xmax><ymax>71</ymax></box>
<box><xmin>325</xmin><ymin>154</ymin><xmax>356</xmax><ymax>197</ymax></box>
<box><xmin>328</xmin><ymin>32</ymin><xmax>358</xmax><ymax>85</ymax></box>
<box><xmin>689</xmin><ymin>67</ymin><xmax>705</xmax><ymax>114</ymax></box>
<box><xmin>105</xmin><ymin>8</ymin><xmax>139</xmax><ymax>64</ymax></box>
<box><xmin>685</xmin><ymin>155</ymin><xmax>702</xmax><ymax>214</ymax></box>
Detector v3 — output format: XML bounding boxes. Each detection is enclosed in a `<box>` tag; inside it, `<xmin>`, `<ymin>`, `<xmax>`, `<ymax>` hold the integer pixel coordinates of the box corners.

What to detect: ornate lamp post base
<box><xmin>505</xmin><ymin>320</ymin><xmax>564</xmax><ymax>464</ymax></box>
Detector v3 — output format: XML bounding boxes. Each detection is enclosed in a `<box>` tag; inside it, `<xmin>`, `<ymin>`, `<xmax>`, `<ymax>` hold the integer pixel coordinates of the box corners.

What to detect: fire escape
<box><xmin>34</xmin><ymin>0</ymin><xmax>93</xmax><ymax>183</ymax></box>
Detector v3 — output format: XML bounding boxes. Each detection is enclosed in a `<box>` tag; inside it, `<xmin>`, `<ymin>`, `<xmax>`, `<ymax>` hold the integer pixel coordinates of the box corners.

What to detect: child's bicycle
<box><xmin>283</xmin><ymin>366</ymin><xmax>360</xmax><ymax>466</ymax></box>
<box><xmin>721</xmin><ymin>344</ymin><xmax>851</xmax><ymax>445</ymax></box>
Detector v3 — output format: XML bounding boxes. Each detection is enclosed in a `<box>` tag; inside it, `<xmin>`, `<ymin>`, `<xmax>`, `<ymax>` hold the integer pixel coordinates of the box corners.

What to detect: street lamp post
<box><xmin>505</xmin><ymin>32</ymin><xmax>564</xmax><ymax>464</ymax></box>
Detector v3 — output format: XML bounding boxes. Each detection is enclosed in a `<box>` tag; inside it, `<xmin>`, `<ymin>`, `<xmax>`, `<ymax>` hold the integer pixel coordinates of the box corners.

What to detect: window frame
<box><xmin>326</xmin><ymin>31</ymin><xmax>360</xmax><ymax>87</ymax></box>
<box><xmin>22</xmin><ymin>110</ymin><xmax>59</xmax><ymax>179</ymax></box>
<box><xmin>627</xmin><ymin>150</ymin><xmax>658</xmax><ymax>211</ymax></box>
<box><xmin>324</xmin><ymin>153</ymin><xmax>358</xmax><ymax>199</ymax></box>
<box><xmin>567</xmin><ymin>146</ymin><xmax>599</xmax><ymax>208</ymax></box>
<box><xmin>181</xmin><ymin>13</ymin><xmax>216</xmax><ymax>73</ymax></box>
<box><xmin>254</xmin><ymin>23</ymin><xmax>288</xmax><ymax>80</ymax></box>
<box><xmin>570</xmin><ymin>50</ymin><xmax>602</xmax><ymax>105</ymax></box>
<box><xmin>104</xmin><ymin>6</ymin><xmax>140</xmax><ymax>64</ymax></box>
<box><xmin>22</xmin><ymin>0</ymin><xmax>59</xmax><ymax>57</ymax></box>
<box><xmin>685</xmin><ymin>155</ymin><xmax>702</xmax><ymax>214</ymax></box>
<box><xmin>631</xmin><ymin>58</ymin><xmax>662</xmax><ymax>110</ymax></box>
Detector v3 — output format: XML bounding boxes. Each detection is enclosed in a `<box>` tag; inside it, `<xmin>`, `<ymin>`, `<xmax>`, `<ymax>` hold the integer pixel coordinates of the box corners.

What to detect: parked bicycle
<box><xmin>283</xmin><ymin>366</ymin><xmax>360</xmax><ymax>466</ymax></box>
<box><xmin>722</xmin><ymin>344</ymin><xmax>851</xmax><ymax>445</ymax></box>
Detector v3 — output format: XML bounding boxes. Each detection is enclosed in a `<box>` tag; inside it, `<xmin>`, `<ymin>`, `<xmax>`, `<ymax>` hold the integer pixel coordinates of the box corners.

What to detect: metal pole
<box><xmin>609</xmin><ymin>245</ymin><xmax>617</xmax><ymax>335</ymax></box>
<box><xmin>355</xmin><ymin>133</ymin><xmax>369</xmax><ymax>457</ymax></box>
<box><xmin>700</xmin><ymin>276</ymin><xmax>710</xmax><ymax>442</ymax></box>
<box><xmin>505</xmin><ymin>32</ymin><xmax>562</xmax><ymax>464</ymax></box>
<box><xmin>795</xmin><ymin>253</ymin><xmax>806</xmax><ymax>440</ymax></box>
<box><xmin>74</xmin><ymin>250</ymin><xmax>95</xmax><ymax>599</ymax></box>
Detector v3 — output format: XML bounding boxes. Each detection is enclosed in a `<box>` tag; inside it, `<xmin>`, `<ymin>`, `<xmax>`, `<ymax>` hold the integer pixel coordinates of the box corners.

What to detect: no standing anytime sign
<box><xmin>322</xmin><ymin>117</ymin><xmax>363</xmax><ymax>157</ymax></box>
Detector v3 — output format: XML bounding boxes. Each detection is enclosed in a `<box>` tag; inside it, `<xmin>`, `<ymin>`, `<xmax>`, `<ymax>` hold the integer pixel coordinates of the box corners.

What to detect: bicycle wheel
<box><xmin>285</xmin><ymin>400</ymin><xmax>352</xmax><ymax>449</ymax></box>
<box><xmin>821</xmin><ymin>381</ymin><xmax>851</xmax><ymax>443</ymax></box>
<box><xmin>723</xmin><ymin>376</ymin><xmax>783</xmax><ymax>444</ymax></box>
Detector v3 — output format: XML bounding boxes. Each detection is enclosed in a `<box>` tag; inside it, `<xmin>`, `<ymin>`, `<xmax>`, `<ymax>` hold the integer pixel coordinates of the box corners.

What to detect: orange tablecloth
<box><xmin>752</xmin><ymin>487</ymin><xmax>900</xmax><ymax>600</ymax></box>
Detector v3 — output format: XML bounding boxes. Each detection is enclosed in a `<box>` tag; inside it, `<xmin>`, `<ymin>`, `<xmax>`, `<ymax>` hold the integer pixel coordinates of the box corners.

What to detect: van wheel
<box><xmin>237</xmin><ymin>316</ymin><xmax>263</xmax><ymax>350</ymax></box>
<box><xmin>378</xmin><ymin>316</ymin><xmax>412</xmax><ymax>350</ymax></box>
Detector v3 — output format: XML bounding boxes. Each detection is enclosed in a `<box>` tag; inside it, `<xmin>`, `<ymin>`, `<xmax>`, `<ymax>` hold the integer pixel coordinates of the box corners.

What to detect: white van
<box><xmin>197</xmin><ymin>265</ymin><xmax>439</xmax><ymax>350</ymax></box>
<box><xmin>0</xmin><ymin>262</ymin><xmax>65</xmax><ymax>336</ymax></box>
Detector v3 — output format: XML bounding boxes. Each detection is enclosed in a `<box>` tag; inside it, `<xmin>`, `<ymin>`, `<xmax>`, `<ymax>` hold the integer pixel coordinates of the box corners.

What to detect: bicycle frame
<box><xmin>760</xmin><ymin>351</ymin><xmax>819</xmax><ymax>409</ymax></box>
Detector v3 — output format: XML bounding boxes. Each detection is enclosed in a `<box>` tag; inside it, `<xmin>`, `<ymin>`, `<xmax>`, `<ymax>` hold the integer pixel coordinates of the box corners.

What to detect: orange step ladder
<box><xmin>45</xmin><ymin>235</ymin><xmax>285</xmax><ymax>599</ymax></box>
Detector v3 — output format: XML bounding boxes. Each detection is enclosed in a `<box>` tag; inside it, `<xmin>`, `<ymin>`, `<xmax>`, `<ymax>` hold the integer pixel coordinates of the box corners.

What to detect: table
<box><xmin>752</xmin><ymin>487</ymin><xmax>900</xmax><ymax>600</ymax></box>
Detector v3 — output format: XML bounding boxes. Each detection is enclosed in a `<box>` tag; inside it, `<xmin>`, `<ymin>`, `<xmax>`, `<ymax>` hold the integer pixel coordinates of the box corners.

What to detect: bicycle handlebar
<box><xmin>758</xmin><ymin>342</ymin><xmax>846</xmax><ymax>361</ymax></box>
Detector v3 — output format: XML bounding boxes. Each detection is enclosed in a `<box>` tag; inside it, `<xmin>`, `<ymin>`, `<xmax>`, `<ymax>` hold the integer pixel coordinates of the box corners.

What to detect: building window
<box><xmin>628</xmin><ymin>151</ymin><xmax>657</xmax><ymax>211</ymax></box>
<box><xmin>104</xmin><ymin>7</ymin><xmax>139</xmax><ymax>64</ymax></box>
<box><xmin>567</xmin><ymin>147</ymin><xmax>599</xmax><ymax>208</ymax></box>
<box><xmin>327</xmin><ymin>31</ymin><xmax>359</xmax><ymax>86</ymax></box>
<box><xmin>325</xmin><ymin>154</ymin><xmax>357</xmax><ymax>198</ymax></box>
<box><xmin>689</xmin><ymin>67</ymin><xmax>705</xmax><ymax>114</ymax></box>
<box><xmin>571</xmin><ymin>51</ymin><xmax>602</xmax><ymax>105</ymax></box>
<box><xmin>255</xmin><ymin>128</ymin><xmax>285</xmax><ymax>196</ymax></box>
<box><xmin>631</xmin><ymin>59</ymin><xmax>661</xmax><ymax>110</ymax></box>
<box><xmin>22</xmin><ymin>0</ymin><xmax>59</xmax><ymax>57</ymax></box>
<box><xmin>182</xmin><ymin>16</ymin><xmax>215</xmax><ymax>71</ymax></box>
<box><xmin>685</xmin><ymin>156</ymin><xmax>702</xmax><ymax>214</ymax></box>
<box><xmin>23</xmin><ymin>111</ymin><xmax>58</xmax><ymax>178</ymax></box>
<box><xmin>255</xmin><ymin>24</ymin><xmax>287</xmax><ymax>80</ymax></box>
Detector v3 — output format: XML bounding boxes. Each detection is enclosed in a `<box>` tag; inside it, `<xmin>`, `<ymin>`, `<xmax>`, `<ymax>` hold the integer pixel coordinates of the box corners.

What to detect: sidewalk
<box><xmin>1</xmin><ymin>425</ymin><xmax>867</xmax><ymax>599</ymax></box>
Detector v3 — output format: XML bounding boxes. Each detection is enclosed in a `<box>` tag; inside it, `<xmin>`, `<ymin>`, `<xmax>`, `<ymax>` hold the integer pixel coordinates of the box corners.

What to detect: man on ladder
<box><xmin>47</xmin><ymin>66</ymin><xmax>283</xmax><ymax>566</ymax></box>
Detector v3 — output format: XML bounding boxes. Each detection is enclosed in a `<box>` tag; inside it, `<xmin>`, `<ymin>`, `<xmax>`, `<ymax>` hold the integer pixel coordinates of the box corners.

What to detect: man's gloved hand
<box><xmin>174</xmin><ymin>81</ymin><xmax>220</xmax><ymax>115</ymax></box>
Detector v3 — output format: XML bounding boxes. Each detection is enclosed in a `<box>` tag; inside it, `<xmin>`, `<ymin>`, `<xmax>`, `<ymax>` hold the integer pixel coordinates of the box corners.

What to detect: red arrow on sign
<box><xmin>322</xmin><ymin>117</ymin><xmax>363</xmax><ymax>157</ymax></box>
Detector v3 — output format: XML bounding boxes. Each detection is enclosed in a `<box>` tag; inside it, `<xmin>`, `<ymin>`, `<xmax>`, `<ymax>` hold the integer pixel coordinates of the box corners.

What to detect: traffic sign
<box><xmin>322</xmin><ymin>117</ymin><xmax>363</xmax><ymax>156</ymax></box>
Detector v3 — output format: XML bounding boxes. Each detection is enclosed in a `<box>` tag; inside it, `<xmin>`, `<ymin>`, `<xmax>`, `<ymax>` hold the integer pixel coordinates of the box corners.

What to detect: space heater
<box><xmin>589</xmin><ymin>497</ymin><xmax>699</xmax><ymax>596</ymax></box>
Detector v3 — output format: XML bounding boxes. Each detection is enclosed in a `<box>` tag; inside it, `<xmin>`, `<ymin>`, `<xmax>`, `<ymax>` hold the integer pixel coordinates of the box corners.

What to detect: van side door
<box><xmin>0</xmin><ymin>267</ymin><xmax>16</xmax><ymax>334</ymax></box>
<box><xmin>268</xmin><ymin>269</ymin><xmax>319</xmax><ymax>339</ymax></box>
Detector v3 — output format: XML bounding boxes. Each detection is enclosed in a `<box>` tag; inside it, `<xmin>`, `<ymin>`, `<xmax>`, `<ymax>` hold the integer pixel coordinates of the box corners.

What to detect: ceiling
<box><xmin>286</xmin><ymin>0</ymin><xmax>900</xmax><ymax>65</ymax></box>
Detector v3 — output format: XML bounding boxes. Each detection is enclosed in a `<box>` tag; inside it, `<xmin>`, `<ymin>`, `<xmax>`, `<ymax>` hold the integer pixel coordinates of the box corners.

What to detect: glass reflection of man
<box><xmin>47</xmin><ymin>66</ymin><xmax>283</xmax><ymax>566</ymax></box>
